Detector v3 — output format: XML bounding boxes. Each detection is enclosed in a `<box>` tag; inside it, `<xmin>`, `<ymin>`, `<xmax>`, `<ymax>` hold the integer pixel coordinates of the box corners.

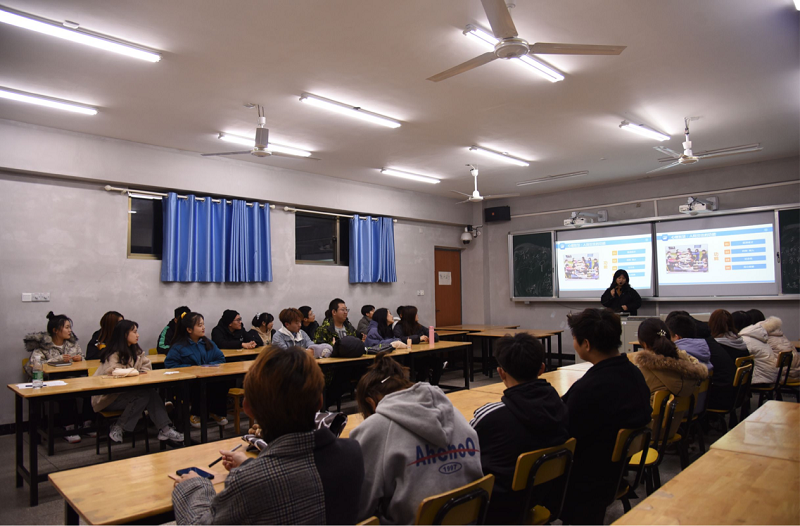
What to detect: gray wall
<box><xmin>477</xmin><ymin>156</ymin><xmax>800</xmax><ymax>348</ymax></box>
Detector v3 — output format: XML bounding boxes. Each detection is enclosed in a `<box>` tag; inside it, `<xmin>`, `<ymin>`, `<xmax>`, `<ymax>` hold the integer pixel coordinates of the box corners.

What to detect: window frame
<box><xmin>294</xmin><ymin>213</ymin><xmax>349</xmax><ymax>266</ymax></box>
<box><xmin>127</xmin><ymin>195</ymin><xmax>162</xmax><ymax>260</ymax></box>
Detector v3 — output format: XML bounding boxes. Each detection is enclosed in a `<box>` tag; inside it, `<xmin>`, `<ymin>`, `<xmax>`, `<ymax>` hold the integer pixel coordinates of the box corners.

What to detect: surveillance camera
<box><xmin>461</xmin><ymin>231</ymin><xmax>472</xmax><ymax>245</ymax></box>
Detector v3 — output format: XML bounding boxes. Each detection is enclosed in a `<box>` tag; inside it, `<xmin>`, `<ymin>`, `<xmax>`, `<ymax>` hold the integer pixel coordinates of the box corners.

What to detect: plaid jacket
<box><xmin>173</xmin><ymin>431</ymin><xmax>326</xmax><ymax>525</ymax></box>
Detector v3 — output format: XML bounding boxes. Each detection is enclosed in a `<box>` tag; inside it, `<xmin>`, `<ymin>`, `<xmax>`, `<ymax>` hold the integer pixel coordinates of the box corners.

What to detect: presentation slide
<box><xmin>656</xmin><ymin>212</ymin><xmax>778</xmax><ymax>297</ymax></box>
<box><xmin>556</xmin><ymin>225</ymin><xmax>654</xmax><ymax>298</ymax></box>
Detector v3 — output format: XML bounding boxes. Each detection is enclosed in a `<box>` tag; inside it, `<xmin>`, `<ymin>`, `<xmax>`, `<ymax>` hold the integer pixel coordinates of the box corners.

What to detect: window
<box><xmin>295</xmin><ymin>213</ymin><xmax>349</xmax><ymax>265</ymax></box>
<box><xmin>128</xmin><ymin>196</ymin><xmax>163</xmax><ymax>259</ymax></box>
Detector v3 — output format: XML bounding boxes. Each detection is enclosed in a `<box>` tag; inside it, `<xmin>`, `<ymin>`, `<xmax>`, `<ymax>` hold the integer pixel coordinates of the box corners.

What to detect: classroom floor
<box><xmin>0</xmin><ymin>366</ymin><xmax>728</xmax><ymax>525</ymax></box>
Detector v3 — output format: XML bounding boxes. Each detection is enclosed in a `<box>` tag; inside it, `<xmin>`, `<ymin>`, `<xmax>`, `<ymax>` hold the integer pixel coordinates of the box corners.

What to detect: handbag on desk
<box><xmin>365</xmin><ymin>343</ymin><xmax>394</xmax><ymax>354</ymax></box>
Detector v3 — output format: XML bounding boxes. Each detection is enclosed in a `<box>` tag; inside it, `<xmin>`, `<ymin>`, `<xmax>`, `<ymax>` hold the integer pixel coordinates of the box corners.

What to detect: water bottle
<box><xmin>428</xmin><ymin>326</ymin><xmax>435</xmax><ymax>348</ymax></box>
<box><xmin>31</xmin><ymin>354</ymin><xmax>44</xmax><ymax>389</ymax></box>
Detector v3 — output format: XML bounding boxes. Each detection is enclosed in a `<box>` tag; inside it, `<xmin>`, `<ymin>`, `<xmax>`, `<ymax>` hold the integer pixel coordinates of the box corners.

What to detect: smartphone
<box><xmin>176</xmin><ymin>467</ymin><xmax>215</xmax><ymax>479</ymax></box>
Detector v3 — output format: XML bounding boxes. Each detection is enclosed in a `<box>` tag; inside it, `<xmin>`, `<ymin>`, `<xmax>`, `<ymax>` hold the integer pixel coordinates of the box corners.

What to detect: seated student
<box><xmin>561</xmin><ymin>309</ymin><xmax>651</xmax><ymax>525</ymax></box>
<box><xmin>393</xmin><ymin>305</ymin><xmax>405</xmax><ymax>328</ymax></box>
<box><xmin>394</xmin><ymin>305</ymin><xmax>442</xmax><ymax>383</ymax></box>
<box><xmin>165</xmin><ymin>313</ymin><xmax>229</xmax><ymax>427</ymax></box>
<box><xmin>315</xmin><ymin>298</ymin><xmax>360</xmax><ymax>344</ymax></box>
<box><xmin>274</xmin><ymin>308</ymin><xmax>334</xmax><ymax>358</ymax></box>
<box><xmin>365</xmin><ymin>308</ymin><xmax>407</xmax><ymax>348</ymax></box>
<box><xmin>747</xmin><ymin>309</ymin><xmax>766</xmax><ymax>325</ymax></box>
<box><xmin>731</xmin><ymin>310</ymin><xmax>753</xmax><ymax>333</ymax></box>
<box><xmin>759</xmin><ymin>316</ymin><xmax>800</xmax><ymax>381</ymax></box>
<box><xmin>665</xmin><ymin>313</ymin><xmax>713</xmax><ymax>372</ymax></box>
<box><xmin>211</xmin><ymin>310</ymin><xmax>261</xmax><ymax>350</ymax></box>
<box><xmin>299</xmin><ymin>306</ymin><xmax>319</xmax><ymax>341</ymax></box>
<box><xmin>249</xmin><ymin>312</ymin><xmax>275</xmax><ymax>346</ymax></box>
<box><xmin>470</xmin><ymin>333</ymin><xmax>569</xmax><ymax>525</ymax></box>
<box><xmin>629</xmin><ymin>318</ymin><xmax>708</xmax><ymax>404</ymax></box>
<box><xmin>356</xmin><ymin>304</ymin><xmax>375</xmax><ymax>337</ymax></box>
<box><xmin>172</xmin><ymin>346</ymin><xmax>365</xmax><ymax>524</ymax></box>
<box><xmin>157</xmin><ymin>306</ymin><xmax>190</xmax><ymax>355</ymax></box>
<box><xmin>740</xmin><ymin>317</ymin><xmax>781</xmax><ymax>385</ymax></box>
<box><xmin>86</xmin><ymin>311</ymin><xmax>124</xmax><ymax>360</ymax></box>
<box><xmin>709</xmin><ymin>309</ymin><xmax>750</xmax><ymax>361</ymax></box>
<box><xmin>350</xmin><ymin>353</ymin><xmax>483</xmax><ymax>525</ymax></box>
<box><xmin>92</xmin><ymin>320</ymin><xmax>183</xmax><ymax>443</ymax></box>
<box><xmin>24</xmin><ymin>312</ymin><xmax>88</xmax><ymax>443</ymax></box>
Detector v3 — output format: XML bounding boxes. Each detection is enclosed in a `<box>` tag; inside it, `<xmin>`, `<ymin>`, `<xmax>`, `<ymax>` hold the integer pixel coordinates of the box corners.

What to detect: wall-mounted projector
<box><xmin>564</xmin><ymin>210</ymin><xmax>608</xmax><ymax>227</ymax></box>
<box><xmin>679</xmin><ymin>196</ymin><xmax>718</xmax><ymax>215</ymax></box>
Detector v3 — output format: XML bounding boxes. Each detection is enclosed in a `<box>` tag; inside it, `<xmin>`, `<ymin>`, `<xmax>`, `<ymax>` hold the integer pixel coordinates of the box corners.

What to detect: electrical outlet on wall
<box><xmin>417</xmin><ymin>290</ymin><xmax>424</xmax><ymax>296</ymax></box>
<box><xmin>21</xmin><ymin>293</ymin><xmax>32</xmax><ymax>302</ymax></box>
<box><xmin>30</xmin><ymin>293</ymin><xmax>51</xmax><ymax>302</ymax></box>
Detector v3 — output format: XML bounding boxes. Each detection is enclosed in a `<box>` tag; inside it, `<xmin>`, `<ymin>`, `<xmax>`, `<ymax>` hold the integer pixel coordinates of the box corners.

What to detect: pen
<box><xmin>209</xmin><ymin>444</ymin><xmax>242</xmax><ymax>467</ymax></box>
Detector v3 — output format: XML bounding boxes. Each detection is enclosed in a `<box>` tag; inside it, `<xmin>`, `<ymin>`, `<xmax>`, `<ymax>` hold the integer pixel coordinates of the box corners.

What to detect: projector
<box><xmin>564</xmin><ymin>217</ymin><xmax>591</xmax><ymax>227</ymax></box>
<box><xmin>679</xmin><ymin>197</ymin><xmax>718</xmax><ymax>215</ymax></box>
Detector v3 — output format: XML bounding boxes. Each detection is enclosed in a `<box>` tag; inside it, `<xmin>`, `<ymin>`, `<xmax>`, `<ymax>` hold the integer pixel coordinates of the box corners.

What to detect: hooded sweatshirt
<box><xmin>715</xmin><ymin>332</ymin><xmax>750</xmax><ymax>360</ymax></box>
<box><xmin>760</xmin><ymin>317</ymin><xmax>800</xmax><ymax>381</ymax></box>
<box><xmin>740</xmin><ymin>323</ymin><xmax>780</xmax><ymax>385</ymax></box>
<box><xmin>470</xmin><ymin>379</ymin><xmax>569</xmax><ymax>524</ymax></box>
<box><xmin>350</xmin><ymin>382</ymin><xmax>484</xmax><ymax>525</ymax></box>
<box><xmin>675</xmin><ymin>338</ymin><xmax>713</xmax><ymax>371</ymax></box>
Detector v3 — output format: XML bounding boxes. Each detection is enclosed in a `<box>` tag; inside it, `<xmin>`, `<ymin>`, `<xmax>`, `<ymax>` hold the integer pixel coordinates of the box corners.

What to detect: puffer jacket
<box><xmin>739</xmin><ymin>324</ymin><xmax>779</xmax><ymax>385</ymax></box>
<box><xmin>760</xmin><ymin>317</ymin><xmax>800</xmax><ymax>381</ymax></box>
<box><xmin>629</xmin><ymin>349</ymin><xmax>709</xmax><ymax>404</ymax></box>
<box><xmin>23</xmin><ymin>331</ymin><xmax>83</xmax><ymax>376</ymax></box>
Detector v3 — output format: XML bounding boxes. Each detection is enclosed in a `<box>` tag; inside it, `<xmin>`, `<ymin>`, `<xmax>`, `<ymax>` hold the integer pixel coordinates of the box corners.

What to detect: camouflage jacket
<box><xmin>314</xmin><ymin>317</ymin><xmax>358</xmax><ymax>345</ymax></box>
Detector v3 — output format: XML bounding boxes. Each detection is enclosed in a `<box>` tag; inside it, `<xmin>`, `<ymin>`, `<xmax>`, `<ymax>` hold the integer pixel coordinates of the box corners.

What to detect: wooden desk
<box><xmin>710</xmin><ymin>401</ymin><xmax>799</xmax><ymax>462</ymax></box>
<box><xmin>9</xmin><ymin>370</ymin><xmax>196</xmax><ymax>506</ymax></box>
<box><xmin>406</xmin><ymin>340</ymin><xmax>472</xmax><ymax>391</ymax></box>
<box><xmin>613</xmin><ymin>450</ymin><xmax>800</xmax><ymax>525</ymax></box>
<box><xmin>469</xmin><ymin>329</ymin><xmax>564</xmax><ymax>375</ymax></box>
<box><xmin>44</xmin><ymin>354</ymin><xmax>167</xmax><ymax>378</ymax></box>
<box><xmin>436</xmin><ymin>324</ymin><xmax>520</xmax><ymax>332</ymax></box>
<box><xmin>630</xmin><ymin>341</ymin><xmax>642</xmax><ymax>352</ymax></box>
<box><xmin>221</xmin><ymin>348</ymin><xmax>263</xmax><ymax>361</ymax></box>
<box><xmin>558</xmin><ymin>362</ymin><xmax>592</xmax><ymax>373</ymax></box>
<box><xmin>792</xmin><ymin>340</ymin><xmax>800</xmax><ymax>350</ymax></box>
<box><xmin>436</xmin><ymin>330</ymin><xmax>471</xmax><ymax>338</ymax></box>
<box><xmin>473</xmin><ymin>369</ymin><xmax>585</xmax><ymax>398</ymax></box>
<box><xmin>49</xmin><ymin>436</ymin><xmax>253</xmax><ymax>525</ymax></box>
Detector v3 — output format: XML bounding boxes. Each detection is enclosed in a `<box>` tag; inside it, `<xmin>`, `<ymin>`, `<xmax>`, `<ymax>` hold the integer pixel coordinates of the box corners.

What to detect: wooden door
<box><xmin>434</xmin><ymin>248</ymin><xmax>462</xmax><ymax>326</ymax></box>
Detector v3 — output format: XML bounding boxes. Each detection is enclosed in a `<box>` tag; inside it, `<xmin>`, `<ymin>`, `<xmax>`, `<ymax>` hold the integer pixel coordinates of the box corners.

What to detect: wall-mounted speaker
<box><xmin>485</xmin><ymin>206</ymin><xmax>511</xmax><ymax>223</ymax></box>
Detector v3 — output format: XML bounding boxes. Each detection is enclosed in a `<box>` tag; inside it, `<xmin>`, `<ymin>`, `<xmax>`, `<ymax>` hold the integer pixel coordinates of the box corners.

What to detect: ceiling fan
<box><xmin>452</xmin><ymin>165</ymin><xmax>520</xmax><ymax>203</ymax></box>
<box><xmin>202</xmin><ymin>105</ymin><xmax>316</xmax><ymax>159</ymax></box>
<box><xmin>427</xmin><ymin>0</ymin><xmax>626</xmax><ymax>82</ymax></box>
<box><xmin>647</xmin><ymin>118</ymin><xmax>762</xmax><ymax>174</ymax></box>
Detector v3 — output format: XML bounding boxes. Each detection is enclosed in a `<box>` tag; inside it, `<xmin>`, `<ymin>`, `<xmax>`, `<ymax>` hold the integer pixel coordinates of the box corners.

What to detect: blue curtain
<box><xmin>161</xmin><ymin>193</ymin><xmax>272</xmax><ymax>282</ymax></box>
<box><xmin>349</xmin><ymin>215</ymin><xmax>397</xmax><ymax>283</ymax></box>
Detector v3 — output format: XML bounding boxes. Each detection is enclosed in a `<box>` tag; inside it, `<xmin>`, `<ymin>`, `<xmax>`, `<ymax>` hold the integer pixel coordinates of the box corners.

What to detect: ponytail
<box><xmin>356</xmin><ymin>352</ymin><xmax>413</xmax><ymax>418</ymax></box>
<box><xmin>638</xmin><ymin>318</ymin><xmax>679</xmax><ymax>359</ymax></box>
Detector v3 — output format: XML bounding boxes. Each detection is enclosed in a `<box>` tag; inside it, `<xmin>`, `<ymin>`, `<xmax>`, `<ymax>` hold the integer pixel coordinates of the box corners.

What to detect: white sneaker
<box><xmin>64</xmin><ymin>425</ymin><xmax>81</xmax><ymax>444</ymax></box>
<box><xmin>158</xmin><ymin>426</ymin><xmax>184</xmax><ymax>441</ymax></box>
<box><xmin>109</xmin><ymin>424</ymin><xmax>124</xmax><ymax>443</ymax></box>
<box><xmin>82</xmin><ymin>420</ymin><xmax>97</xmax><ymax>438</ymax></box>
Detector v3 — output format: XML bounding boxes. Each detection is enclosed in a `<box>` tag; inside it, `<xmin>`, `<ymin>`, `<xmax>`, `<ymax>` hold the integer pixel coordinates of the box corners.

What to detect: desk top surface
<box><xmin>8</xmin><ymin>369</ymin><xmax>196</xmax><ymax>398</ymax></box>
<box><xmin>791</xmin><ymin>340</ymin><xmax>800</xmax><ymax>349</ymax></box>
<box><xmin>473</xmin><ymin>369</ymin><xmax>584</xmax><ymax>397</ymax></box>
<box><xmin>435</xmin><ymin>324</ymin><xmax>520</xmax><ymax>332</ymax></box>
<box><xmin>710</xmin><ymin>401</ymin><xmax>799</xmax><ymax>462</ymax></box>
<box><xmin>435</xmin><ymin>330</ymin><xmax>471</xmax><ymax>337</ymax></box>
<box><xmin>470</xmin><ymin>328</ymin><xmax>563</xmax><ymax>338</ymax></box>
<box><xmin>613</xmin><ymin>449</ymin><xmax>800</xmax><ymax>525</ymax></box>
<box><xmin>43</xmin><ymin>354</ymin><xmax>167</xmax><ymax>375</ymax></box>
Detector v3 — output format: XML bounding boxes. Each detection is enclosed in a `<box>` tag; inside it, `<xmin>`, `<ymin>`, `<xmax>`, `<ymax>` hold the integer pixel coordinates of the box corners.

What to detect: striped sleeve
<box><xmin>469</xmin><ymin>401</ymin><xmax>504</xmax><ymax>428</ymax></box>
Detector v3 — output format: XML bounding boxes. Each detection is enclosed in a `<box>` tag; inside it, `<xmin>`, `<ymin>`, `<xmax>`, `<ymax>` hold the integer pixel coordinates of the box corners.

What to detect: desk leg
<box><xmin>546</xmin><ymin>336</ymin><xmax>552</xmax><ymax>370</ymax></box>
<box><xmin>199</xmin><ymin>381</ymin><xmax>208</xmax><ymax>444</ymax></box>
<box><xmin>557</xmin><ymin>333</ymin><xmax>563</xmax><ymax>367</ymax></box>
<box><xmin>47</xmin><ymin>400</ymin><xmax>55</xmax><ymax>457</ymax></box>
<box><xmin>181</xmin><ymin>382</ymin><xmax>192</xmax><ymax>447</ymax></box>
<box><xmin>463</xmin><ymin>347</ymin><xmax>470</xmax><ymax>390</ymax></box>
<box><xmin>28</xmin><ymin>399</ymin><xmax>39</xmax><ymax>507</ymax></box>
<box><xmin>15</xmin><ymin>395</ymin><xmax>23</xmax><ymax>488</ymax></box>
<box><xmin>487</xmin><ymin>339</ymin><xmax>494</xmax><ymax>379</ymax></box>
<box><xmin>65</xmin><ymin>501</ymin><xmax>79</xmax><ymax>525</ymax></box>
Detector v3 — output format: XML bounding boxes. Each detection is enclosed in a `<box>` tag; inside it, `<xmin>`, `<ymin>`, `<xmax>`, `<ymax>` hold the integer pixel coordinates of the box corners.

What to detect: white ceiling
<box><xmin>0</xmin><ymin>0</ymin><xmax>798</xmax><ymax>200</ymax></box>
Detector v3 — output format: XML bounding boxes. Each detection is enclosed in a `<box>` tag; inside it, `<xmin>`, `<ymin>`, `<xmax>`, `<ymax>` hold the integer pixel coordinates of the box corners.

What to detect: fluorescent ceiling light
<box><xmin>218</xmin><ymin>132</ymin><xmax>312</xmax><ymax>157</ymax></box>
<box><xmin>0</xmin><ymin>6</ymin><xmax>161</xmax><ymax>62</ymax></box>
<box><xmin>464</xmin><ymin>24</ymin><xmax>564</xmax><ymax>82</ymax></box>
<box><xmin>619</xmin><ymin>120</ymin><xmax>670</xmax><ymax>141</ymax></box>
<box><xmin>299</xmin><ymin>92</ymin><xmax>401</xmax><ymax>128</ymax></box>
<box><xmin>517</xmin><ymin>171</ymin><xmax>589</xmax><ymax>186</ymax></box>
<box><xmin>380</xmin><ymin>168</ymin><xmax>440</xmax><ymax>184</ymax></box>
<box><xmin>0</xmin><ymin>87</ymin><xmax>97</xmax><ymax>115</ymax></box>
<box><xmin>469</xmin><ymin>145</ymin><xmax>530</xmax><ymax>167</ymax></box>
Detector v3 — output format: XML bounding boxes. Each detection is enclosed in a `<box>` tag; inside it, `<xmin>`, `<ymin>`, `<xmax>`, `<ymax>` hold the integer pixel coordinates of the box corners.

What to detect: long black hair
<box><xmin>637</xmin><ymin>318</ymin><xmax>679</xmax><ymax>359</ymax></box>
<box><xmin>372</xmin><ymin>308</ymin><xmax>393</xmax><ymax>339</ymax></box>
<box><xmin>399</xmin><ymin>306</ymin><xmax>423</xmax><ymax>338</ymax></box>
<box><xmin>609</xmin><ymin>269</ymin><xmax>631</xmax><ymax>291</ymax></box>
<box><xmin>99</xmin><ymin>319</ymin><xmax>143</xmax><ymax>366</ymax></box>
<box><xmin>173</xmin><ymin>312</ymin><xmax>214</xmax><ymax>350</ymax></box>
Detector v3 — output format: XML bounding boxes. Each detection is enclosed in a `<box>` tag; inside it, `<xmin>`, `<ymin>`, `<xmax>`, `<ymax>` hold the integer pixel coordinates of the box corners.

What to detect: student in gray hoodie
<box><xmin>351</xmin><ymin>353</ymin><xmax>484</xmax><ymax>525</ymax></box>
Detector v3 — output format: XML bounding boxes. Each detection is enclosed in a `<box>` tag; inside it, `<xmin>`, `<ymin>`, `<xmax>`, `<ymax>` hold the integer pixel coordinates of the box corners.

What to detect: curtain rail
<box><xmin>284</xmin><ymin>206</ymin><xmax>397</xmax><ymax>223</ymax></box>
<box><xmin>104</xmin><ymin>185</ymin><xmax>275</xmax><ymax>208</ymax></box>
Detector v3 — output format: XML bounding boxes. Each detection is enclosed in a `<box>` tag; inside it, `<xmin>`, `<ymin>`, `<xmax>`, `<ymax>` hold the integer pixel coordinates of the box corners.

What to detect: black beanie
<box><xmin>220</xmin><ymin>309</ymin><xmax>239</xmax><ymax>326</ymax></box>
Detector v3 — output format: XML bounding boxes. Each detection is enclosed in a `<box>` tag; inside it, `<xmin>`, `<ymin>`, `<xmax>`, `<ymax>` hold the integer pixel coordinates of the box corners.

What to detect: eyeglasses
<box><xmin>338</xmin><ymin>308</ymin><xmax>350</xmax><ymax>313</ymax></box>
<box><xmin>234</xmin><ymin>317</ymin><xmax>242</xmax><ymax>322</ymax></box>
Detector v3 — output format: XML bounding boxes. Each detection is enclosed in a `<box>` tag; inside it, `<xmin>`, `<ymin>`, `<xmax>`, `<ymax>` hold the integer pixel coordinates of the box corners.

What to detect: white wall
<box><xmin>476</xmin><ymin>156</ymin><xmax>800</xmax><ymax>347</ymax></box>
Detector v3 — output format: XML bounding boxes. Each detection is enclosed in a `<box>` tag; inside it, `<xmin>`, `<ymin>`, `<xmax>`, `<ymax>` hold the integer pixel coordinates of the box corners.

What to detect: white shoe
<box><xmin>82</xmin><ymin>420</ymin><xmax>97</xmax><ymax>438</ymax></box>
<box><xmin>64</xmin><ymin>425</ymin><xmax>81</xmax><ymax>444</ymax></box>
<box><xmin>109</xmin><ymin>424</ymin><xmax>124</xmax><ymax>443</ymax></box>
<box><xmin>158</xmin><ymin>426</ymin><xmax>184</xmax><ymax>441</ymax></box>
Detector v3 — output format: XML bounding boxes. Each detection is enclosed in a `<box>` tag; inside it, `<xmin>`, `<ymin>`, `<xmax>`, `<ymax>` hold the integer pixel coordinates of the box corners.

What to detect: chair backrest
<box><xmin>691</xmin><ymin>377</ymin><xmax>711</xmax><ymax>418</ymax></box>
<box><xmin>22</xmin><ymin>357</ymin><xmax>29</xmax><ymax>375</ymax></box>
<box><xmin>661</xmin><ymin>395</ymin><xmax>694</xmax><ymax>442</ymax></box>
<box><xmin>776</xmin><ymin>351</ymin><xmax>793</xmax><ymax>387</ymax></box>
<box><xmin>88</xmin><ymin>366</ymin><xmax>99</xmax><ymax>376</ymax></box>
<box><xmin>611</xmin><ymin>426</ymin><xmax>652</xmax><ymax>504</ymax></box>
<box><xmin>148</xmin><ymin>347</ymin><xmax>158</xmax><ymax>355</ymax></box>
<box><xmin>358</xmin><ymin>517</ymin><xmax>380</xmax><ymax>526</ymax></box>
<box><xmin>731</xmin><ymin>363</ymin><xmax>754</xmax><ymax>412</ymax></box>
<box><xmin>415</xmin><ymin>474</ymin><xmax>495</xmax><ymax>525</ymax></box>
<box><xmin>510</xmin><ymin>438</ymin><xmax>577</xmax><ymax>524</ymax></box>
<box><xmin>735</xmin><ymin>355</ymin><xmax>754</xmax><ymax>368</ymax></box>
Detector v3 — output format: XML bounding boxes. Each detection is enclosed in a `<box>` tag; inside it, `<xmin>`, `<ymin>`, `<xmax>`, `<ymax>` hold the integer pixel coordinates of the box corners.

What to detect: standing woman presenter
<box><xmin>601</xmin><ymin>269</ymin><xmax>642</xmax><ymax>315</ymax></box>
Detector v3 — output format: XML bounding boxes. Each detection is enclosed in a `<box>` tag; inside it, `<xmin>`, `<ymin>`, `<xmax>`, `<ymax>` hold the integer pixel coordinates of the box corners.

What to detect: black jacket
<box><xmin>312</xmin><ymin>428</ymin><xmax>365</xmax><ymax>525</ymax></box>
<box><xmin>471</xmin><ymin>379</ymin><xmax>569</xmax><ymax>524</ymax></box>
<box><xmin>302</xmin><ymin>321</ymin><xmax>320</xmax><ymax>340</ymax></box>
<box><xmin>86</xmin><ymin>330</ymin><xmax>103</xmax><ymax>360</ymax></box>
<box><xmin>600</xmin><ymin>286</ymin><xmax>642</xmax><ymax>315</ymax></box>
<box><xmin>392</xmin><ymin>323</ymin><xmax>440</xmax><ymax>345</ymax></box>
<box><xmin>211</xmin><ymin>323</ymin><xmax>262</xmax><ymax>350</ymax></box>
<box><xmin>561</xmin><ymin>355</ymin><xmax>651</xmax><ymax>524</ymax></box>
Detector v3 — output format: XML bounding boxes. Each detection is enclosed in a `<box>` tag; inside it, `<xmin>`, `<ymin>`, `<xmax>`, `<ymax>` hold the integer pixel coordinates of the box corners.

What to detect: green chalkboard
<box><xmin>511</xmin><ymin>232</ymin><xmax>554</xmax><ymax>298</ymax></box>
<box><xmin>779</xmin><ymin>208</ymin><xmax>799</xmax><ymax>294</ymax></box>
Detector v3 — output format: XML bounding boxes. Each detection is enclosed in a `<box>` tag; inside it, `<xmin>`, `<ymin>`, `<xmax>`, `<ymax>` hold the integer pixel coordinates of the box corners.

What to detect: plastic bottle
<box><xmin>428</xmin><ymin>326</ymin><xmax>435</xmax><ymax>348</ymax></box>
<box><xmin>31</xmin><ymin>354</ymin><xmax>44</xmax><ymax>389</ymax></box>
<box><xmin>406</xmin><ymin>338</ymin><xmax>413</xmax><ymax>349</ymax></box>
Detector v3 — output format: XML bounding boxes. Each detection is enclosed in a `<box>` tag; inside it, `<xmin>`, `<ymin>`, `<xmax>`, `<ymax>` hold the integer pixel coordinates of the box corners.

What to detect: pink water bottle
<box><xmin>429</xmin><ymin>326</ymin><xmax>435</xmax><ymax>348</ymax></box>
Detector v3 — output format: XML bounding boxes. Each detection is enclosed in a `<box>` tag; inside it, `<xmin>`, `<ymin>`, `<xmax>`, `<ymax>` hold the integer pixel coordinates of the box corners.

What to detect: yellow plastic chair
<box><xmin>510</xmin><ymin>438</ymin><xmax>576</xmax><ymax>524</ymax></box>
<box><xmin>148</xmin><ymin>347</ymin><xmax>158</xmax><ymax>355</ymax></box>
<box><xmin>735</xmin><ymin>355</ymin><xmax>754</xmax><ymax>368</ymax></box>
<box><xmin>228</xmin><ymin>388</ymin><xmax>246</xmax><ymax>435</ymax></box>
<box><xmin>22</xmin><ymin>357</ymin><xmax>29</xmax><ymax>374</ymax></box>
<box><xmin>776</xmin><ymin>351</ymin><xmax>799</xmax><ymax>401</ymax></box>
<box><xmin>89</xmin><ymin>365</ymin><xmax>150</xmax><ymax>460</ymax></box>
<box><xmin>414</xmin><ymin>474</ymin><xmax>495</xmax><ymax>525</ymax></box>
<box><xmin>707</xmin><ymin>363</ymin><xmax>754</xmax><ymax>431</ymax></box>
<box><xmin>684</xmin><ymin>377</ymin><xmax>711</xmax><ymax>461</ymax></box>
<box><xmin>613</xmin><ymin>426</ymin><xmax>652</xmax><ymax>513</ymax></box>
<box><xmin>358</xmin><ymin>517</ymin><xmax>380</xmax><ymax>525</ymax></box>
